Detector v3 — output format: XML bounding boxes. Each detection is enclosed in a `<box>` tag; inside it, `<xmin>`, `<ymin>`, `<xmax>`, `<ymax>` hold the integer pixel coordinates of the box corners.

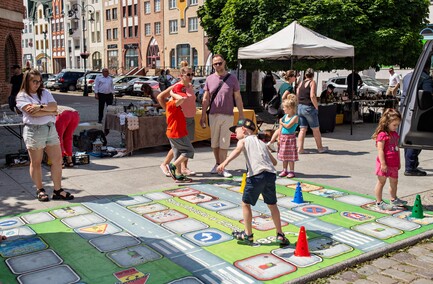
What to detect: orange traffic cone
<box><xmin>294</xmin><ymin>226</ymin><xmax>310</xmax><ymax>257</ymax></box>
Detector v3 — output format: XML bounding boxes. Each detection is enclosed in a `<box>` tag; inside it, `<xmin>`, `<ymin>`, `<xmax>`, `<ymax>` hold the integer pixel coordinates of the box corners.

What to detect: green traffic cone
<box><xmin>411</xmin><ymin>194</ymin><xmax>424</xmax><ymax>219</ymax></box>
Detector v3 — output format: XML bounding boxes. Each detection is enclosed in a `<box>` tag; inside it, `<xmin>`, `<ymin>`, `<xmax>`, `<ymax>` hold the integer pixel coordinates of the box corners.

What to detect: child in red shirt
<box><xmin>159</xmin><ymin>92</ymin><xmax>195</xmax><ymax>183</ymax></box>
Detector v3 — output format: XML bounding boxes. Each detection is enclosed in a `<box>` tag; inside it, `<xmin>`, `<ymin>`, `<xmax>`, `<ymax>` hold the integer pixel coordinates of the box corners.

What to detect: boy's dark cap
<box><xmin>11</xmin><ymin>64</ymin><xmax>20</xmax><ymax>69</ymax></box>
<box><xmin>328</xmin><ymin>84</ymin><xmax>335</xmax><ymax>89</ymax></box>
<box><xmin>229</xmin><ymin>118</ymin><xmax>256</xmax><ymax>133</ymax></box>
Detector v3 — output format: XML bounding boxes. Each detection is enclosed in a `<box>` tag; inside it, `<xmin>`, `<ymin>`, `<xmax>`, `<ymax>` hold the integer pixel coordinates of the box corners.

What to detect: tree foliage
<box><xmin>197</xmin><ymin>0</ymin><xmax>430</xmax><ymax>71</ymax></box>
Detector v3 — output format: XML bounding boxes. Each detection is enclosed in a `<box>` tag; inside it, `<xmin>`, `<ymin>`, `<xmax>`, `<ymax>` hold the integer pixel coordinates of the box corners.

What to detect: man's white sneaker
<box><xmin>219</xmin><ymin>170</ymin><xmax>232</xmax><ymax>178</ymax></box>
<box><xmin>210</xmin><ymin>164</ymin><xmax>219</xmax><ymax>174</ymax></box>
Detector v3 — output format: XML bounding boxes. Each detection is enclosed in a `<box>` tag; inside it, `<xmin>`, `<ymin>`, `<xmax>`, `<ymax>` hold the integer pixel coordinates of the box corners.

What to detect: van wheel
<box><xmin>68</xmin><ymin>85</ymin><xmax>76</xmax><ymax>92</ymax></box>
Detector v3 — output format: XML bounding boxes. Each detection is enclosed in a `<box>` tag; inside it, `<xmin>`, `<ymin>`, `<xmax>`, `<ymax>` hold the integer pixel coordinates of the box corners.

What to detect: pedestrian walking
<box><xmin>93</xmin><ymin>68</ymin><xmax>114</xmax><ymax>124</ymax></box>
<box><xmin>372</xmin><ymin>108</ymin><xmax>407</xmax><ymax>210</ymax></box>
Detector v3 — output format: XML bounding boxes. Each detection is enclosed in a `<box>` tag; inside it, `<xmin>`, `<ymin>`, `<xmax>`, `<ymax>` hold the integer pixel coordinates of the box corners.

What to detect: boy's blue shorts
<box><xmin>242</xmin><ymin>171</ymin><xmax>277</xmax><ymax>206</ymax></box>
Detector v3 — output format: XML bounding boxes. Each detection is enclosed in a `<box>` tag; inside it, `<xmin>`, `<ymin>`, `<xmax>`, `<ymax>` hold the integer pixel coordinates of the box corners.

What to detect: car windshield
<box><xmin>363</xmin><ymin>78</ymin><xmax>384</xmax><ymax>87</ymax></box>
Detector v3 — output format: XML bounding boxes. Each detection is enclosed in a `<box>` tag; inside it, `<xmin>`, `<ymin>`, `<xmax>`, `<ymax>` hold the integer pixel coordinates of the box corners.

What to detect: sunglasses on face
<box><xmin>213</xmin><ymin>62</ymin><xmax>223</xmax><ymax>66</ymax></box>
<box><xmin>32</xmin><ymin>80</ymin><xmax>42</xmax><ymax>84</ymax></box>
<box><xmin>184</xmin><ymin>73</ymin><xmax>193</xmax><ymax>77</ymax></box>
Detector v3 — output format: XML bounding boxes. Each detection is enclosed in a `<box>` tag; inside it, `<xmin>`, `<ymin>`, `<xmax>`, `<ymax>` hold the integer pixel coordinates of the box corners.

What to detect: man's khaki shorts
<box><xmin>209</xmin><ymin>113</ymin><xmax>233</xmax><ymax>149</ymax></box>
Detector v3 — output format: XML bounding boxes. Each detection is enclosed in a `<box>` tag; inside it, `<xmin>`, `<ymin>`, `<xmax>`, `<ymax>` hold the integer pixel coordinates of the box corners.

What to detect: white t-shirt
<box><xmin>389</xmin><ymin>73</ymin><xmax>400</xmax><ymax>87</ymax></box>
<box><xmin>16</xmin><ymin>89</ymin><xmax>57</xmax><ymax>125</ymax></box>
<box><xmin>243</xmin><ymin>135</ymin><xmax>277</xmax><ymax>177</ymax></box>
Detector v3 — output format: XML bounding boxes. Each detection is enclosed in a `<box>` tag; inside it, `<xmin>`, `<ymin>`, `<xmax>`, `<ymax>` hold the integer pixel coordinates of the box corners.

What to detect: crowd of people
<box><xmin>5</xmin><ymin>60</ymin><xmax>427</xmax><ymax>245</ymax></box>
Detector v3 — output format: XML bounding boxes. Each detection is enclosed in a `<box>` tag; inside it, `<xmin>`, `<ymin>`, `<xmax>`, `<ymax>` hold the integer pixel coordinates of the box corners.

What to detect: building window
<box><xmin>128</xmin><ymin>26</ymin><xmax>133</xmax><ymax>37</ymax></box>
<box><xmin>145</xmin><ymin>23</ymin><xmax>151</xmax><ymax>36</ymax></box>
<box><xmin>177</xmin><ymin>44</ymin><xmax>190</xmax><ymax>67</ymax></box>
<box><xmin>36</xmin><ymin>41</ymin><xmax>39</xmax><ymax>50</ymax></box>
<box><xmin>113</xmin><ymin>28</ymin><xmax>118</xmax><ymax>39</ymax></box>
<box><xmin>135</xmin><ymin>25</ymin><xmax>138</xmax><ymax>37</ymax></box>
<box><xmin>146</xmin><ymin>39</ymin><xmax>160</xmax><ymax>67</ymax></box>
<box><xmin>188</xmin><ymin>17</ymin><xmax>198</xmax><ymax>32</ymax></box>
<box><xmin>35</xmin><ymin>25</ymin><xmax>38</xmax><ymax>35</ymax></box>
<box><xmin>107</xmin><ymin>29</ymin><xmax>112</xmax><ymax>40</ymax></box>
<box><xmin>154</xmin><ymin>0</ymin><xmax>161</xmax><ymax>12</ymax></box>
<box><xmin>125</xmin><ymin>48</ymin><xmax>138</xmax><ymax>68</ymax></box>
<box><xmin>192</xmin><ymin>48</ymin><xmax>198</xmax><ymax>66</ymax></box>
<box><xmin>144</xmin><ymin>2</ymin><xmax>151</xmax><ymax>14</ymax></box>
<box><xmin>128</xmin><ymin>5</ymin><xmax>132</xmax><ymax>16</ymax></box>
<box><xmin>169</xmin><ymin>20</ymin><xmax>178</xmax><ymax>34</ymax></box>
<box><xmin>108</xmin><ymin>50</ymin><xmax>118</xmax><ymax>69</ymax></box>
<box><xmin>122</xmin><ymin>6</ymin><xmax>126</xmax><ymax>17</ymax></box>
<box><xmin>189</xmin><ymin>0</ymin><xmax>198</xmax><ymax>5</ymax></box>
<box><xmin>106</xmin><ymin>9</ymin><xmax>111</xmax><ymax>21</ymax></box>
<box><xmin>155</xmin><ymin>22</ymin><xmax>161</xmax><ymax>35</ymax></box>
<box><xmin>123</xmin><ymin>27</ymin><xmax>127</xmax><ymax>37</ymax></box>
<box><xmin>112</xmin><ymin>8</ymin><xmax>117</xmax><ymax>19</ymax></box>
<box><xmin>92</xmin><ymin>52</ymin><xmax>102</xmax><ymax>70</ymax></box>
<box><xmin>134</xmin><ymin>4</ymin><xmax>137</xmax><ymax>16</ymax></box>
<box><xmin>170</xmin><ymin>49</ymin><xmax>175</xmax><ymax>68</ymax></box>
<box><xmin>168</xmin><ymin>0</ymin><xmax>176</xmax><ymax>9</ymax></box>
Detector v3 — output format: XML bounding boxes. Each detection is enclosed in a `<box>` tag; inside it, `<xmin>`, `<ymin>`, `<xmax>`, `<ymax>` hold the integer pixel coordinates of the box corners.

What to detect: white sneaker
<box><xmin>219</xmin><ymin>170</ymin><xmax>232</xmax><ymax>178</ymax></box>
<box><xmin>267</xmin><ymin>141</ymin><xmax>277</xmax><ymax>152</ymax></box>
<box><xmin>210</xmin><ymin>164</ymin><xmax>219</xmax><ymax>174</ymax></box>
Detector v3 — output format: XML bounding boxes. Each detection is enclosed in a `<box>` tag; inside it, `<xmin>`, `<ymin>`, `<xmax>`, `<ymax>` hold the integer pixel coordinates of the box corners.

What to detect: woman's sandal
<box><xmin>52</xmin><ymin>188</ymin><xmax>74</xmax><ymax>200</ymax></box>
<box><xmin>232</xmin><ymin>230</ymin><xmax>254</xmax><ymax>243</ymax></box>
<box><xmin>36</xmin><ymin>188</ymin><xmax>49</xmax><ymax>202</ymax></box>
<box><xmin>65</xmin><ymin>162</ymin><xmax>74</xmax><ymax>168</ymax></box>
<box><xmin>276</xmin><ymin>232</ymin><xmax>290</xmax><ymax>246</ymax></box>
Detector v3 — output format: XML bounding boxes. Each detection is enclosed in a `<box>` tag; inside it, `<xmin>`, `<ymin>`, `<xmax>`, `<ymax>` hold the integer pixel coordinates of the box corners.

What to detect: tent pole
<box><xmin>351</xmin><ymin>56</ymin><xmax>354</xmax><ymax>135</ymax></box>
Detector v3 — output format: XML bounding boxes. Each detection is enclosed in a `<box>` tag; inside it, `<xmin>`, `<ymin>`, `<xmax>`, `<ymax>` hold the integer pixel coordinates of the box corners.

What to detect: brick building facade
<box><xmin>0</xmin><ymin>1</ymin><xmax>24</xmax><ymax>104</ymax></box>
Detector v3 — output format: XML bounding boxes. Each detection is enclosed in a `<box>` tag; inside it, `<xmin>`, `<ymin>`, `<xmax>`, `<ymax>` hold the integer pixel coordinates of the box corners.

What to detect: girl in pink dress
<box><xmin>371</xmin><ymin>108</ymin><xmax>407</xmax><ymax>211</ymax></box>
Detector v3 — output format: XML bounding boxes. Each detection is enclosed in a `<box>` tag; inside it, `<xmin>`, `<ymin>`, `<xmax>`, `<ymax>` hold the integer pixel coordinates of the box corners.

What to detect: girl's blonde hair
<box><xmin>282</xmin><ymin>94</ymin><xmax>297</xmax><ymax>110</ymax></box>
<box><xmin>180</xmin><ymin>61</ymin><xmax>188</xmax><ymax>68</ymax></box>
<box><xmin>372</xmin><ymin>108</ymin><xmax>402</xmax><ymax>140</ymax></box>
<box><xmin>180</xmin><ymin>66</ymin><xmax>192</xmax><ymax>74</ymax></box>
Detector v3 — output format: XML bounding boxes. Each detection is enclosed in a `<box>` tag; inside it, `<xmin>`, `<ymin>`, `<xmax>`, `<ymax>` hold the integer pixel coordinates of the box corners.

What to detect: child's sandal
<box><xmin>276</xmin><ymin>232</ymin><xmax>290</xmax><ymax>246</ymax></box>
<box><xmin>36</xmin><ymin>188</ymin><xmax>49</xmax><ymax>202</ymax></box>
<box><xmin>232</xmin><ymin>230</ymin><xmax>254</xmax><ymax>243</ymax></box>
<box><xmin>52</xmin><ymin>188</ymin><xmax>74</xmax><ymax>200</ymax></box>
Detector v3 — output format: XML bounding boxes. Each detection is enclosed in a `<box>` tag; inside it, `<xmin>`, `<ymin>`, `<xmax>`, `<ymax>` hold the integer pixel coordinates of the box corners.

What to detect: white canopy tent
<box><xmin>238</xmin><ymin>21</ymin><xmax>356</xmax><ymax>134</ymax></box>
<box><xmin>238</xmin><ymin>21</ymin><xmax>354</xmax><ymax>60</ymax></box>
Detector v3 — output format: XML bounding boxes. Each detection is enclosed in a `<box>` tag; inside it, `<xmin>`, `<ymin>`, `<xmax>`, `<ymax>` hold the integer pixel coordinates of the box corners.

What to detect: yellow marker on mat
<box><xmin>240</xmin><ymin>173</ymin><xmax>247</xmax><ymax>193</ymax></box>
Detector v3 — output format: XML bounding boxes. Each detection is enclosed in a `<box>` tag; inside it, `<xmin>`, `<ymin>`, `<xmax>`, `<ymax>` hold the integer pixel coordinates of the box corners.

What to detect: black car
<box><xmin>54</xmin><ymin>69</ymin><xmax>85</xmax><ymax>92</ymax></box>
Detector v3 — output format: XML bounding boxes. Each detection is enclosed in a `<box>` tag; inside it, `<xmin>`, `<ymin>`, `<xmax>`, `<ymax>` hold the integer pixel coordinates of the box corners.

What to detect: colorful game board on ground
<box><xmin>1</xmin><ymin>178</ymin><xmax>432</xmax><ymax>284</ymax></box>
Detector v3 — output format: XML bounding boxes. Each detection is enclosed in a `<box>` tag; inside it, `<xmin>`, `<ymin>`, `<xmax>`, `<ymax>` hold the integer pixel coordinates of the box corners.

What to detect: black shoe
<box><xmin>404</xmin><ymin>169</ymin><xmax>427</xmax><ymax>176</ymax></box>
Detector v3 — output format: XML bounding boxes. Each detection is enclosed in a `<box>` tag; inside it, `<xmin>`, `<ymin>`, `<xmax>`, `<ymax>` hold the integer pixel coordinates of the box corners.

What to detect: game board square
<box><xmin>308</xmin><ymin>237</ymin><xmax>353</xmax><ymax>258</ymax></box>
<box><xmin>0</xmin><ymin>226</ymin><xmax>36</xmax><ymax>241</ymax></box>
<box><xmin>17</xmin><ymin>264</ymin><xmax>80</xmax><ymax>284</ymax></box>
<box><xmin>114</xmin><ymin>195</ymin><xmax>152</xmax><ymax>206</ymax></box>
<box><xmin>107</xmin><ymin>245</ymin><xmax>162</xmax><ymax>267</ymax></box>
<box><xmin>167</xmin><ymin>276</ymin><xmax>205</xmax><ymax>283</ymax></box>
<box><xmin>128</xmin><ymin>203</ymin><xmax>168</xmax><ymax>214</ymax></box>
<box><xmin>89</xmin><ymin>232</ymin><xmax>141</xmax><ymax>252</ymax></box>
<box><xmin>6</xmin><ymin>249</ymin><xmax>63</xmax><ymax>274</ymax></box>
<box><xmin>183</xmin><ymin>228</ymin><xmax>232</xmax><ymax>247</ymax></box>
<box><xmin>143</xmin><ymin>192</ymin><xmax>172</xmax><ymax>200</ymax></box>
<box><xmin>361</xmin><ymin>202</ymin><xmax>405</xmax><ymax>214</ymax></box>
<box><xmin>235</xmin><ymin>253</ymin><xmax>297</xmax><ymax>280</ymax></box>
<box><xmin>340</xmin><ymin>211</ymin><xmax>375</xmax><ymax>222</ymax></box>
<box><xmin>164</xmin><ymin>187</ymin><xmax>201</xmax><ymax>197</ymax></box>
<box><xmin>50</xmin><ymin>205</ymin><xmax>91</xmax><ymax>218</ymax></box>
<box><xmin>21</xmin><ymin>212</ymin><xmax>55</xmax><ymax>224</ymax></box>
<box><xmin>352</xmin><ymin>222</ymin><xmax>402</xmax><ymax>239</ymax></box>
<box><xmin>278</xmin><ymin>197</ymin><xmax>309</xmax><ymax>209</ymax></box>
<box><xmin>162</xmin><ymin>218</ymin><xmax>208</xmax><ymax>234</ymax></box>
<box><xmin>61</xmin><ymin>213</ymin><xmax>106</xmax><ymax>229</ymax></box>
<box><xmin>241</xmin><ymin>215</ymin><xmax>289</xmax><ymax>231</ymax></box>
<box><xmin>143</xmin><ymin>209</ymin><xmax>187</xmax><ymax>223</ymax></box>
<box><xmin>0</xmin><ymin>236</ymin><xmax>47</xmax><ymax>258</ymax></box>
<box><xmin>74</xmin><ymin>222</ymin><xmax>122</xmax><ymax>240</ymax></box>
<box><xmin>336</xmin><ymin>195</ymin><xmax>375</xmax><ymax>206</ymax></box>
<box><xmin>310</xmin><ymin>188</ymin><xmax>348</xmax><ymax>199</ymax></box>
<box><xmin>276</xmin><ymin>178</ymin><xmax>298</xmax><ymax>186</ymax></box>
<box><xmin>293</xmin><ymin>205</ymin><xmax>336</xmax><ymax>217</ymax></box>
<box><xmin>376</xmin><ymin>216</ymin><xmax>420</xmax><ymax>231</ymax></box>
<box><xmin>180</xmin><ymin>193</ymin><xmax>217</xmax><ymax>204</ymax></box>
<box><xmin>0</xmin><ymin>217</ymin><xmax>25</xmax><ymax>230</ymax></box>
<box><xmin>272</xmin><ymin>247</ymin><xmax>322</xmax><ymax>267</ymax></box>
<box><xmin>393</xmin><ymin>211</ymin><xmax>433</xmax><ymax>225</ymax></box>
<box><xmin>198</xmin><ymin>200</ymin><xmax>238</xmax><ymax>211</ymax></box>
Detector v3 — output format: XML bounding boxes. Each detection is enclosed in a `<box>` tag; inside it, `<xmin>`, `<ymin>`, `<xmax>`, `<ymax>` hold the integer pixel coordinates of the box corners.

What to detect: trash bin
<box><xmin>318</xmin><ymin>104</ymin><xmax>337</xmax><ymax>133</ymax></box>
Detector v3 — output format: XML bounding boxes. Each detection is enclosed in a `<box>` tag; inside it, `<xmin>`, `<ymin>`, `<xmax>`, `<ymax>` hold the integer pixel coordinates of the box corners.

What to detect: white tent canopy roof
<box><xmin>238</xmin><ymin>21</ymin><xmax>354</xmax><ymax>60</ymax></box>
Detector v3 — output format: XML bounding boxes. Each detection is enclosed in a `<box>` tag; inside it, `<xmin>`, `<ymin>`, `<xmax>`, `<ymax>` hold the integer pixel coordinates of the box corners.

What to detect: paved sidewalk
<box><xmin>1</xmin><ymin>122</ymin><xmax>433</xmax><ymax>283</ymax></box>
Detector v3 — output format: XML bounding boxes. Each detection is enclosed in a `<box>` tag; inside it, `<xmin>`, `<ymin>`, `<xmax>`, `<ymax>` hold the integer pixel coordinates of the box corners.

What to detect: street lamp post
<box><xmin>68</xmin><ymin>2</ymin><xmax>94</xmax><ymax>96</ymax></box>
<box><xmin>41</xmin><ymin>30</ymin><xmax>48</xmax><ymax>73</ymax></box>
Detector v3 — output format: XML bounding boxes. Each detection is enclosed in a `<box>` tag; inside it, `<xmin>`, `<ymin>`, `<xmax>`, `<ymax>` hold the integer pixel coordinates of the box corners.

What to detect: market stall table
<box><xmin>0</xmin><ymin>122</ymin><xmax>24</xmax><ymax>150</ymax></box>
<box><xmin>104</xmin><ymin>108</ymin><xmax>256</xmax><ymax>154</ymax></box>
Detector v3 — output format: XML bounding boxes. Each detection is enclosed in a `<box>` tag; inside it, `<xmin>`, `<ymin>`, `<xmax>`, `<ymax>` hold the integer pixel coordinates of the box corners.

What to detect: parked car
<box><xmin>132</xmin><ymin>79</ymin><xmax>161</xmax><ymax>96</ymax></box>
<box><xmin>44</xmin><ymin>74</ymin><xmax>57</xmax><ymax>90</ymax></box>
<box><xmin>76</xmin><ymin>72</ymin><xmax>103</xmax><ymax>93</ymax></box>
<box><xmin>113</xmin><ymin>76</ymin><xmax>144</xmax><ymax>97</ymax></box>
<box><xmin>400</xmin><ymin>39</ymin><xmax>433</xmax><ymax>150</ymax></box>
<box><xmin>260</xmin><ymin>71</ymin><xmax>285</xmax><ymax>92</ymax></box>
<box><xmin>54</xmin><ymin>69</ymin><xmax>85</xmax><ymax>92</ymax></box>
<box><xmin>324</xmin><ymin>75</ymin><xmax>387</xmax><ymax>98</ymax></box>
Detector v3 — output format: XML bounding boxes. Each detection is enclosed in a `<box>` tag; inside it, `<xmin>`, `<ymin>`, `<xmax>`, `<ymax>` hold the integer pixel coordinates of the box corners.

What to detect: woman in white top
<box><xmin>16</xmin><ymin>69</ymin><xmax>74</xmax><ymax>202</ymax></box>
